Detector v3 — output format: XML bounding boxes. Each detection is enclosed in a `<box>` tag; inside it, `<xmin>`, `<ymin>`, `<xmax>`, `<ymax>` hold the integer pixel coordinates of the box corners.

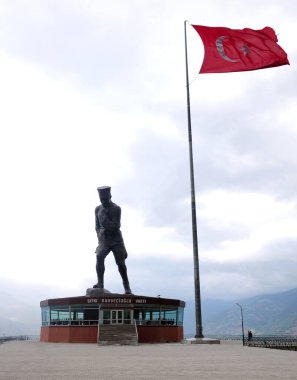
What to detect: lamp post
<box><xmin>236</xmin><ymin>303</ymin><xmax>245</xmax><ymax>346</ymax></box>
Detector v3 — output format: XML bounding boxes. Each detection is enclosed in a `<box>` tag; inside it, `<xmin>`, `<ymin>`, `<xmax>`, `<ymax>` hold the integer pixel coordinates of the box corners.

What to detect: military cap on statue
<box><xmin>97</xmin><ymin>186</ymin><xmax>111</xmax><ymax>196</ymax></box>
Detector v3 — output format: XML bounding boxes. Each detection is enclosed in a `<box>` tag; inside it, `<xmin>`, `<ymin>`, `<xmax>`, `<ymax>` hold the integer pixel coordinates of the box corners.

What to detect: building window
<box><xmin>50</xmin><ymin>306</ymin><xmax>70</xmax><ymax>325</ymax></box>
<box><xmin>41</xmin><ymin>305</ymin><xmax>99</xmax><ymax>326</ymax></box>
<box><xmin>177</xmin><ymin>307</ymin><xmax>184</xmax><ymax>326</ymax></box>
<box><xmin>41</xmin><ymin>303</ymin><xmax>184</xmax><ymax>327</ymax></box>
<box><xmin>41</xmin><ymin>307</ymin><xmax>50</xmax><ymax>326</ymax></box>
<box><xmin>134</xmin><ymin>305</ymin><xmax>181</xmax><ymax>326</ymax></box>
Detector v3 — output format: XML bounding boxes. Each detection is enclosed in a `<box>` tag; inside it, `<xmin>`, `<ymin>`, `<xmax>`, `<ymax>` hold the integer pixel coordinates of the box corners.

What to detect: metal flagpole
<box><xmin>184</xmin><ymin>20</ymin><xmax>203</xmax><ymax>338</ymax></box>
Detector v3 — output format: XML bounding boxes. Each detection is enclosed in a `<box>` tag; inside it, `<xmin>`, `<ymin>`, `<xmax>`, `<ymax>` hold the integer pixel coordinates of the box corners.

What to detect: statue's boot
<box><xmin>93</xmin><ymin>283</ymin><xmax>104</xmax><ymax>289</ymax></box>
<box><xmin>93</xmin><ymin>277</ymin><xmax>104</xmax><ymax>289</ymax></box>
<box><xmin>124</xmin><ymin>283</ymin><xmax>132</xmax><ymax>294</ymax></box>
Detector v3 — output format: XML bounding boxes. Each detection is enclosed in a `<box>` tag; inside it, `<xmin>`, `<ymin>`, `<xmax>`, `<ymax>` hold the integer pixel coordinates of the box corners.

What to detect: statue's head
<box><xmin>97</xmin><ymin>186</ymin><xmax>111</xmax><ymax>207</ymax></box>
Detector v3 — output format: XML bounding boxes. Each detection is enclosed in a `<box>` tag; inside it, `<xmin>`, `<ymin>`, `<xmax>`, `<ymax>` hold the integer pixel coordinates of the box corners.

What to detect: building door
<box><xmin>111</xmin><ymin>310</ymin><xmax>124</xmax><ymax>324</ymax></box>
<box><xmin>101</xmin><ymin>309</ymin><xmax>133</xmax><ymax>325</ymax></box>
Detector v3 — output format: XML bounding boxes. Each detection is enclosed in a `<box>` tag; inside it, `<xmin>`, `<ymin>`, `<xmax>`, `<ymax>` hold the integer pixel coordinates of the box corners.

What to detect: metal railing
<box><xmin>135</xmin><ymin>319</ymin><xmax>177</xmax><ymax>326</ymax></box>
<box><xmin>245</xmin><ymin>335</ymin><xmax>297</xmax><ymax>351</ymax></box>
<box><xmin>202</xmin><ymin>334</ymin><xmax>297</xmax><ymax>351</ymax></box>
<box><xmin>43</xmin><ymin>318</ymin><xmax>178</xmax><ymax>327</ymax></box>
<box><xmin>0</xmin><ymin>335</ymin><xmax>39</xmax><ymax>343</ymax></box>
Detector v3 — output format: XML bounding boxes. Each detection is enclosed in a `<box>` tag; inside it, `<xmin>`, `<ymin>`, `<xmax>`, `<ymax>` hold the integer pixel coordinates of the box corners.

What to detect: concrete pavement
<box><xmin>0</xmin><ymin>340</ymin><xmax>296</xmax><ymax>379</ymax></box>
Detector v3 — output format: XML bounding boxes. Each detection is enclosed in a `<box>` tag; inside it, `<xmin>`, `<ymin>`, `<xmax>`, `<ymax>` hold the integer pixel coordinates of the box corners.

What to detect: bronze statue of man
<box><xmin>93</xmin><ymin>186</ymin><xmax>132</xmax><ymax>294</ymax></box>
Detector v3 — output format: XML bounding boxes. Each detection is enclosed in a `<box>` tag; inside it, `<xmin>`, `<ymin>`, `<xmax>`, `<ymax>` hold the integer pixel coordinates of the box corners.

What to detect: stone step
<box><xmin>98</xmin><ymin>324</ymin><xmax>138</xmax><ymax>346</ymax></box>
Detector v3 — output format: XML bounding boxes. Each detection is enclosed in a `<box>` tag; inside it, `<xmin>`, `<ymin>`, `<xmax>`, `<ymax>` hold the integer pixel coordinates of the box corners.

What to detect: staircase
<box><xmin>98</xmin><ymin>324</ymin><xmax>138</xmax><ymax>345</ymax></box>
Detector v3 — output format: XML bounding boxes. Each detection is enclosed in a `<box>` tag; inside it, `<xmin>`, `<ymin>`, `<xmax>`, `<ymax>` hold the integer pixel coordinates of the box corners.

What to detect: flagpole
<box><xmin>184</xmin><ymin>20</ymin><xmax>203</xmax><ymax>339</ymax></box>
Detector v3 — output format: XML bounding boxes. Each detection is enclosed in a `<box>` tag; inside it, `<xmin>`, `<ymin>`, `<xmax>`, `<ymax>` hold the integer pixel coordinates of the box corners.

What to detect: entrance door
<box><xmin>111</xmin><ymin>310</ymin><xmax>124</xmax><ymax>324</ymax></box>
<box><xmin>110</xmin><ymin>310</ymin><xmax>133</xmax><ymax>325</ymax></box>
<box><xmin>101</xmin><ymin>309</ymin><xmax>133</xmax><ymax>325</ymax></box>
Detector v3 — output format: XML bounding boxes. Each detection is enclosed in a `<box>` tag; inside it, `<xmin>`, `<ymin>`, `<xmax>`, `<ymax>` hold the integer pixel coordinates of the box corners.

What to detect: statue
<box><xmin>93</xmin><ymin>186</ymin><xmax>132</xmax><ymax>294</ymax></box>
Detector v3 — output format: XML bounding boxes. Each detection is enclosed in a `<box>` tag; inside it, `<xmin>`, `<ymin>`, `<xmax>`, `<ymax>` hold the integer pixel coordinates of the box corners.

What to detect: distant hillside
<box><xmin>0</xmin><ymin>292</ymin><xmax>40</xmax><ymax>336</ymax></box>
<box><xmin>1</xmin><ymin>287</ymin><xmax>297</xmax><ymax>337</ymax></box>
<box><xmin>183</xmin><ymin>298</ymin><xmax>233</xmax><ymax>335</ymax></box>
<box><xmin>202</xmin><ymin>288</ymin><xmax>297</xmax><ymax>336</ymax></box>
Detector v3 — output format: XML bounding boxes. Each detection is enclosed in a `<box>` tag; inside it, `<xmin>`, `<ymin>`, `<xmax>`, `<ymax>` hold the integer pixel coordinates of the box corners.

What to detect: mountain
<box><xmin>0</xmin><ymin>291</ymin><xmax>40</xmax><ymax>336</ymax></box>
<box><xmin>200</xmin><ymin>288</ymin><xmax>297</xmax><ymax>336</ymax></box>
<box><xmin>1</xmin><ymin>287</ymin><xmax>297</xmax><ymax>337</ymax></box>
<box><xmin>183</xmin><ymin>298</ymin><xmax>233</xmax><ymax>335</ymax></box>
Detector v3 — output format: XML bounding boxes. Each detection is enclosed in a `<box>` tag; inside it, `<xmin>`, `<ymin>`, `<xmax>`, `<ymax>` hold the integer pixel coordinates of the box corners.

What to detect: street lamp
<box><xmin>236</xmin><ymin>303</ymin><xmax>245</xmax><ymax>346</ymax></box>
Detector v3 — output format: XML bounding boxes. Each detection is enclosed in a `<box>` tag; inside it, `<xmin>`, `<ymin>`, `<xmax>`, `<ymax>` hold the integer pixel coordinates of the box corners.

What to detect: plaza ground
<box><xmin>0</xmin><ymin>340</ymin><xmax>296</xmax><ymax>379</ymax></box>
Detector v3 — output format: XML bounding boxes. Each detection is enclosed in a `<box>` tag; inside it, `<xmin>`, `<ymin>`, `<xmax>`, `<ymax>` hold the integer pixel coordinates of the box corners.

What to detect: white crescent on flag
<box><xmin>215</xmin><ymin>36</ymin><xmax>239</xmax><ymax>62</ymax></box>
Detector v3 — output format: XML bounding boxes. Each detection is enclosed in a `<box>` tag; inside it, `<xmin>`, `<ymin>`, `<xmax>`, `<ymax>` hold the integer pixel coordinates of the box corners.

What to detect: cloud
<box><xmin>0</xmin><ymin>0</ymin><xmax>296</xmax><ymax>305</ymax></box>
<box><xmin>198</xmin><ymin>190</ymin><xmax>297</xmax><ymax>260</ymax></box>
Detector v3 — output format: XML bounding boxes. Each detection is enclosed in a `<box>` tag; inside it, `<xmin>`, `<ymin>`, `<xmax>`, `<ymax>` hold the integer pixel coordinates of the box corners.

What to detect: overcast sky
<box><xmin>0</xmin><ymin>0</ymin><xmax>296</xmax><ymax>307</ymax></box>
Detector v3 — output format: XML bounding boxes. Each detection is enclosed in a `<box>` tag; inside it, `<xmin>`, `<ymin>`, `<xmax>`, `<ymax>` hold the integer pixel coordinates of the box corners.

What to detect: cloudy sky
<box><xmin>0</xmin><ymin>0</ymin><xmax>296</xmax><ymax>309</ymax></box>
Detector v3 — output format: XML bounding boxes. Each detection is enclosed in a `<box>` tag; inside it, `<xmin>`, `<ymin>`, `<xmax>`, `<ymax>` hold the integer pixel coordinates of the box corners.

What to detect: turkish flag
<box><xmin>192</xmin><ymin>25</ymin><xmax>289</xmax><ymax>74</ymax></box>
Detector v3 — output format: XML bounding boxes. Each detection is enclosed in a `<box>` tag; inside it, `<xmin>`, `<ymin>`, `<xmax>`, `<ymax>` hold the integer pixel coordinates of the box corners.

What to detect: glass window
<box><xmin>134</xmin><ymin>305</ymin><xmax>180</xmax><ymax>326</ymax></box>
<box><xmin>41</xmin><ymin>307</ymin><xmax>50</xmax><ymax>326</ymax></box>
<box><xmin>177</xmin><ymin>307</ymin><xmax>184</xmax><ymax>326</ymax></box>
<box><xmin>103</xmin><ymin>310</ymin><xmax>111</xmax><ymax>324</ymax></box>
<box><xmin>124</xmin><ymin>310</ymin><xmax>132</xmax><ymax>324</ymax></box>
<box><xmin>41</xmin><ymin>303</ymin><xmax>184</xmax><ymax>327</ymax></box>
<box><xmin>81</xmin><ymin>307</ymin><xmax>99</xmax><ymax>324</ymax></box>
<box><xmin>46</xmin><ymin>304</ymin><xmax>99</xmax><ymax>325</ymax></box>
<box><xmin>69</xmin><ymin>306</ymin><xmax>84</xmax><ymax>323</ymax></box>
<box><xmin>162</xmin><ymin>309</ymin><xmax>177</xmax><ymax>325</ymax></box>
<box><xmin>50</xmin><ymin>306</ymin><xmax>70</xmax><ymax>325</ymax></box>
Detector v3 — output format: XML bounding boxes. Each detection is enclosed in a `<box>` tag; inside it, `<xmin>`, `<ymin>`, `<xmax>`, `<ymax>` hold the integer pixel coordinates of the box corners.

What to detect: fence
<box><xmin>0</xmin><ymin>335</ymin><xmax>39</xmax><ymax>343</ymax></box>
<box><xmin>204</xmin><ymin>334</ymin><xmax>297</xmax><ymax>351</ymax></box>
<box><xmin>246</xmin><ymin>335</ymin><xmax>297</xmax><ymax>351</ymax></box>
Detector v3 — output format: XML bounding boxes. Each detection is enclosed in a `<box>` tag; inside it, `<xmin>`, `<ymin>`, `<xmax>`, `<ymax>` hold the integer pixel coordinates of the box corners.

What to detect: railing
<box><xmin>0</xmin><ymin>335</ymin><xmax>39</xmax><ymax>343</ymax></box>
<box><xmin>135</xmin><ymin>319</ymin><xmax>176</xmax><ymax>326</ymax></box>
<box><xmin>44</xmin><ymin>318</ymin><xmax>177</xmax><ymax>327</ymax></box>
<box><xmin>134</xmin><ymin>319</ymin><xmax>139</xmax><ymax>342</ymax></box>
<box><xmin>203</xmin><ymin>334</ymin><xmax>242</xmax><ymax>341</ymax></box>
<box><xmin>46</xmin><ymin>320</ymin><xmax>98</xmax><ymax>326</ymax></box>
<box><xmin>46</xmin><ymin>318</ymin><xmax>134</xmax><ymax>326</ymax></box>
<box><xmin>201</xmin><ymin>335</ymin><xmax>297</xmax><ymax>351</ymax></box>
<box><xmin>245</xmin><ymin>336</ymin><xmax>297</xmax><ymax>351</ymax></box>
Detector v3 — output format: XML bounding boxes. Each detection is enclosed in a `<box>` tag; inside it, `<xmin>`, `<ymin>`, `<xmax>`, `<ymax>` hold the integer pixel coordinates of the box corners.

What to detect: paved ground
<box><xmin>0</xmin><ymin>340</ymin><xmax>296</xmax><ymax>379</ymax></box>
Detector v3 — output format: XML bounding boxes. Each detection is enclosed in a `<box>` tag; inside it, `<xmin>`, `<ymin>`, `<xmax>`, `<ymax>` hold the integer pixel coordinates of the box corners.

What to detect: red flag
<box><xmin>192</xmin><ymin>25</ymin><xmax>289</xmax><ymax>74</ymax></box>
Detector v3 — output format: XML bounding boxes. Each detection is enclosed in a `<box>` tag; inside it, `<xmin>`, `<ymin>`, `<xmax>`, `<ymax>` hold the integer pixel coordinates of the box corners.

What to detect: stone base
<box><xmin>86</xmin><ymin>288</ymin><xmax>111</xmax><ymax>296</ymax></box>
<box><xmin>186</xmin><ymin>338</ymin><xmax>220</xmax><ymax>344</ymax></box>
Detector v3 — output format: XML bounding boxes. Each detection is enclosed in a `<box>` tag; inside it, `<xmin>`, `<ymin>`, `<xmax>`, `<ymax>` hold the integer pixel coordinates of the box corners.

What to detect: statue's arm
<box><xmin>95</xmin><ymin>206</ymin><xmax>101</xmax><ymax>234</ymax></box>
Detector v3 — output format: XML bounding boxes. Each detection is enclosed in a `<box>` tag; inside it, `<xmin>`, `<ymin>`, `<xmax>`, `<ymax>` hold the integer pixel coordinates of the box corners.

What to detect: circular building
<box><xmin>40</xmin><ymin>293</ymin><xmax>185</xmax><ymax>344</ymax></box>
